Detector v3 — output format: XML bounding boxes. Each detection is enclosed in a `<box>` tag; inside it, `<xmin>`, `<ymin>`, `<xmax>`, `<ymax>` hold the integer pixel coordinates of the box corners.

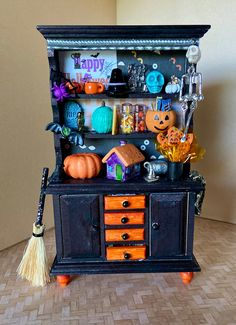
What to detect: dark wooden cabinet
<box><xmin>149</xmin><ymin>192</ymin><xmax>187</xmax><ymax>258</ymax></box>
<box><xmin>37</xmin><ymin>25</ymin><xmax>209</xmax><ymax>284</ymax></box>
<box><xmin>60</xmin><ymin>194</ymin><xmax>101</xmax><ymax>258</ymax></box>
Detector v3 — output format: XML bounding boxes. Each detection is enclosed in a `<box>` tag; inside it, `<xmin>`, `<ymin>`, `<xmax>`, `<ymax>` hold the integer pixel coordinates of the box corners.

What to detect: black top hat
<box><xmin>107</xmin><ymin>68</ymin><xmax>127</xmax><ymax>97</ymax></box>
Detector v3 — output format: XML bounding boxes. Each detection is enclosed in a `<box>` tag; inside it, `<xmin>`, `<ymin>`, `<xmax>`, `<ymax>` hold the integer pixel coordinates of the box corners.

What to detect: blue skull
<box><xmin>146</xmin><ymin>71</ymin><xmax>165</xmax><ymax>93</ymax></box>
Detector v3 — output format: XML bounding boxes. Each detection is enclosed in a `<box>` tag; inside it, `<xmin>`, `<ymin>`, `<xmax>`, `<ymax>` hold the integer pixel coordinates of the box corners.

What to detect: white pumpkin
<box><xmin>165</xmin><ymin>82</ymin><xmax>180</xmax><ymax>94</ymax></box>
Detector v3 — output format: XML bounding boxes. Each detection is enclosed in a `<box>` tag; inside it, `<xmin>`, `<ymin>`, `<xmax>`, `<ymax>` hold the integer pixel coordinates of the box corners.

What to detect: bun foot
<box><xmin>180</xmin><ymin>272</ymin><xmax>193</xmax><ymax>284</ymax></box>
<box><xmin>56</xmin><ymin>275</ymin><xmax>71</xmax><ymax>287</ymax></box>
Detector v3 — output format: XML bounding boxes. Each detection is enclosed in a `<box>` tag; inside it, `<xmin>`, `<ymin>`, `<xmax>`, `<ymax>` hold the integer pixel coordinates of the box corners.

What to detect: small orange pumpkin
<box><xmin>145</xmin><ymin>109</ymin><xmax>176</xmax><ymax>133</ymax></box>
<box><xmin>64</xmin><ymin>153</ymin><xmax>102</xmax><ymax>179</ymax></box>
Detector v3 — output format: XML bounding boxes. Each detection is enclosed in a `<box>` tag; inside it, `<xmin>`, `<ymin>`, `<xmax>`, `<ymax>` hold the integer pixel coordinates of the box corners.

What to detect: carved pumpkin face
<box><xmin>145</xmin><ymin>110</ymin><xmax>176</xmax><ymax>133</ymax></box>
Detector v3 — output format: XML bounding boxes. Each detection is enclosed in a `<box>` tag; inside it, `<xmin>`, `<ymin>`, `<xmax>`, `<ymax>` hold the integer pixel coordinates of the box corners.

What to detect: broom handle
<box><xmin>35</xmin><ymin>168</ymin><xmax>49</xmax><ymax>226</ymax></box>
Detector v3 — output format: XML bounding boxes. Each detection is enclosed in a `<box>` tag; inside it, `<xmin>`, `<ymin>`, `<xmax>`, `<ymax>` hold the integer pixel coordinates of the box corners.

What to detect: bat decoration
<box><xmin>45</xmin><ymin>122</ymin><xmax>84</xmax><ymax>146</ymax></box>
<box><xmin>68</xmin><ymin>133</ymin><xmax>83</xmax><ymax>146</ymax></box>
<box><xmin>45</xmin><ymin>122</ymin><xmax>62</xmax><ymax>134</ymax></box>
<box><xmin>91</xmin><ymin>52</ymin><xmax>100</xmax><ymax>58</ymax></box>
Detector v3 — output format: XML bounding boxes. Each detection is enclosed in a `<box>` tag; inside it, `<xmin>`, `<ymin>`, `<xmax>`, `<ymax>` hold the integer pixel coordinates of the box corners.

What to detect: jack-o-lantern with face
<box><xmin>145</xmin><ymin>99</ymin><xmax>176</xmax><ymax>133</ymax></box>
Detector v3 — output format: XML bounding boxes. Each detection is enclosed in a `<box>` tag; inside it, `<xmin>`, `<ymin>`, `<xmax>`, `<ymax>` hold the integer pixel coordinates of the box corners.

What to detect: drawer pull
<box><xmin>121</xmin><ymin>217</ymin><xmax>129</xmax><ymax>224</ymax></box>
<box><xmin>122</xmin><ymin>200</ymin><xmax>130</xmax><ymax>208</ymax></box>
<box><xmin>152</xmin><ymin>222</ymin><xmax>160</xmax><ymax>230</ymax></box>
<box><xmin>121</xmin><ymin>233</ymin><xmax>129</xmax><ymax>240</ymax></box>
<box><xmin>124</xmin><ymin>253</ymin><xmax>131</xmax><ymax>260</ymax></box>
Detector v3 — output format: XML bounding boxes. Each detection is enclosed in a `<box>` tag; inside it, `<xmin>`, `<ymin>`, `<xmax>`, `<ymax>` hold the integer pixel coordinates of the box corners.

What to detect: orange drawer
<box><xmin>106</xmin><ymin>246</ymin><xmax>146</xmax><ymax>261</ymax></box>
<box><xmin>104</xmin><ymin>195</ymin><xmax>145</xmax><ymax>210</ymax></box>
<box><xmin>105</xmin><ymin>228</ymin><xmax>144</xmax><ymax>242</ymax></box>
<box><xmin>104</xmin><ymin>212</ymin><xmax>144</xmax><ymax>225</ymax></box>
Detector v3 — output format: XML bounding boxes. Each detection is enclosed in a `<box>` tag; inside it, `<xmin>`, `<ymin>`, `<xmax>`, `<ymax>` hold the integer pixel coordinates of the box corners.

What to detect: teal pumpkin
<box><xmin>92</xmin><ymin>103</ymin><xmax>113</xmax><ymax>133</ymax></box>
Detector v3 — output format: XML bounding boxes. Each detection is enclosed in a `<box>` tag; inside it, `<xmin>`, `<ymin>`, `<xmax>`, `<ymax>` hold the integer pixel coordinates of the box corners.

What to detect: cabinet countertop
<box><xmin>46</xmin><ymin>175</ymin><xmax>205</xmax><ymax>194</ymax></box>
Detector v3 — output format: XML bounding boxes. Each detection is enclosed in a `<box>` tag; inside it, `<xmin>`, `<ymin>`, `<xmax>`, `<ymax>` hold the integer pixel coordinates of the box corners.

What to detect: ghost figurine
<box><xmin>186</xmin><ymin>45</ymin><xmax>201</xmax><ymax>64</ymax></box>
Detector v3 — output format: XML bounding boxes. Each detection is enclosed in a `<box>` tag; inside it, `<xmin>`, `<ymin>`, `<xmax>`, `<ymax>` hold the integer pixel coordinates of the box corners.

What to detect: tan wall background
<box><xmin>117</xmin><ymin>0</ymin><xmax>236</xmax><ymax>224</ymax></box>
<box><xmin>0</xmin><ymin>0</ymin><xmax>116</xmax><ymax>250</ymax></box>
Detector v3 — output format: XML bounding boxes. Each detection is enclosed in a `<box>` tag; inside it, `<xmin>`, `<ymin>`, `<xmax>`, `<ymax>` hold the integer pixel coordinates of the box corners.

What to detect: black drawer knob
<box><xmin>121</xmin><ymin>217</ymin><xmax>129</xmax><ymax>224</ymax></box>
<box><xmin>122</xmin><ymin>200</ymin><xmax>130</xmax><ymax>208</ymax></box>
<box><xmin>152</xmin><ymin>222</ymin><xmax>160</xmax><ymax>230</ymax></box>
<box><xmin>124</xmin><ymin>252</ymin><xmax>131</xmax><ymax>260</ymax></box>
<box><xmin>121</xmin><ymin>233</ymin><xmax>129</xmax><ymax>240</ymax></box>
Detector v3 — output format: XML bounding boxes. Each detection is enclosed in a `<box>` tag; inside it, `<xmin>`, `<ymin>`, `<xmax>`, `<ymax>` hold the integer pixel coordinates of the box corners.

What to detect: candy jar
<box><xmin>134</xmin><ymin>104</ymin><xmax>147</xmax><ymax>132</ymax></box>
<box><xmin>120</xmin><ymin>103</ymin><xmax>134</xmax><ymax>134</ymax></box>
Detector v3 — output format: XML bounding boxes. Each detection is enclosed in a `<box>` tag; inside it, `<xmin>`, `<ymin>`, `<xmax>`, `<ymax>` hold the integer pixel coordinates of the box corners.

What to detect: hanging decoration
<box><xmin>45</xmin><ymin>122</ymin><xmax>84</xmax><ymax>146</ymax></box>
<box><xmin>179</xmin><ymin>45</ymin><xmax>203</xmax><ymax>142</ymax></box>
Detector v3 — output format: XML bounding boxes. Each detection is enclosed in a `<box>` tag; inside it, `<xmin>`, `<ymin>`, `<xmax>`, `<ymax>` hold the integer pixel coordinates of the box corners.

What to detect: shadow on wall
<box><xmin>194</xmin><ymin>83</ymin><xmax>236</xmax><ymax>223</ymax></box>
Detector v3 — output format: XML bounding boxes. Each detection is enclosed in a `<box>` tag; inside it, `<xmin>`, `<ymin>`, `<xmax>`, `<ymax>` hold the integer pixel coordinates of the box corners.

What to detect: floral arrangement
<box><xmin>157</xmin><ymin>126</ymin><xmax>205</xmax><ymax>163</ymax></box>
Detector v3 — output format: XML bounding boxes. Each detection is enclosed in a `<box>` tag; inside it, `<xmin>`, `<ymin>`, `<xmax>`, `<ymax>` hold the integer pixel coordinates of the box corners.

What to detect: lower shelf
<box><xmin>50</xmin><ymin>255</ymin><xmax>200</xmax><ymax>275</ymax></box>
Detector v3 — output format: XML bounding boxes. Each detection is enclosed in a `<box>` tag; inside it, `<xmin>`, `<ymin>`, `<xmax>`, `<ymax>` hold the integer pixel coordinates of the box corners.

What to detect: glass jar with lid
<box><xmin>134</xmin><ymin>104</ymin><xmax>147</xmax><ymax>132</ymax></box>
<box><xmin>120</xmin><ymin>103</ymin><xmax>134</xmax><ymax>134</ymax></box>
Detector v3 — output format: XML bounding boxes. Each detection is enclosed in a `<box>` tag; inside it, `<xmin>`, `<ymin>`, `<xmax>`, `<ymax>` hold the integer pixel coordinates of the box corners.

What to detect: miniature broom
<box><xmin>17</xmin><ymin>168</ymin><xmax>50</xmax><ymax>287</ymax></box>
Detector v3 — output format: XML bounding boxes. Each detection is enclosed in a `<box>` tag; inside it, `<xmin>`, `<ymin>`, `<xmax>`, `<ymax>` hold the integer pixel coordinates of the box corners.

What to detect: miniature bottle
<box><xmin>120</xmin><ymin>103</ymin><xmax>134</xmax><ymax>134</ymax></box>
<box><xmin>134</xmin><ymin>104</ymin><xmax>147</xmax><ymax>132</ymax></box>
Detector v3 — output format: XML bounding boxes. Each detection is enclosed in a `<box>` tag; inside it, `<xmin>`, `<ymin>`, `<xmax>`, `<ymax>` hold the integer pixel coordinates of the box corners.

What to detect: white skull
<box><xmin>186</xmin><ymin>45</ymin><xmax>201</xmax><ymax>64</ymax></box>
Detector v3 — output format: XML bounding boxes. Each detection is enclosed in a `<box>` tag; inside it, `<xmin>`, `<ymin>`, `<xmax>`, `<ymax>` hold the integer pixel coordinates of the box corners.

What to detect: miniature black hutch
<box><xmin>37</xmin><ymin>25</ymin><xmax>210</xmax><ymax>286</ymax></box>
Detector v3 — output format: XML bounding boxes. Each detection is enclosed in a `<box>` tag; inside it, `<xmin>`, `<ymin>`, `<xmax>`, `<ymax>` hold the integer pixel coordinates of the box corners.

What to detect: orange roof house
<box><xmin>102</xmin><ymin>143</ymin><xmax>145</xmax><ymax>182</ymax></box>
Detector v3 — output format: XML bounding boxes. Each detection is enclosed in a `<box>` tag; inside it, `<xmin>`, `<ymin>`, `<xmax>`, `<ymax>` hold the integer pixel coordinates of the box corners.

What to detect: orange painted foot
<box><xmin>180</xmin><ymin>272</ymin><xmax>194</xmax><ymax>284</ymax></box>
<box><xmin>56</xmin><ymin>275</ymin><xmax>71</xmax><ymax>287</ymax></box>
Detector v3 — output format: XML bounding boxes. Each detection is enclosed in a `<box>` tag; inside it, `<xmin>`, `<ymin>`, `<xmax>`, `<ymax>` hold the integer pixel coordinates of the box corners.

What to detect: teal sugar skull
<box><xmin>146</xmin><ymin>70</ymin><xmax>165</xmax><ymax>94</ymax></box>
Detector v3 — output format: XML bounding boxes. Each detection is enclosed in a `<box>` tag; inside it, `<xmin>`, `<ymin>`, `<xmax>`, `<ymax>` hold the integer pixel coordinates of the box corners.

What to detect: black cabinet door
<box><xmin>60</xmin><ymin>194</ymin><xmax>101</xmax><ymax>258</ymax></box>
<box><xmin>149</xmin><ymin>193</ymin><xmax>187</xmax><ymax>258</ymax></box>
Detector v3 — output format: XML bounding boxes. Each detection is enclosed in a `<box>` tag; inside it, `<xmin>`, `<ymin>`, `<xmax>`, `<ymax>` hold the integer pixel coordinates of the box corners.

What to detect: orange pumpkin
<box><xmin>64</xmin><ymin>153</ymin><xmax>102</xmax><ymax>179</ymax></box>
<box><xmin>145</xmin><ymin>109</ymin><xmax>176</xmax><ymax>133</ymax></box>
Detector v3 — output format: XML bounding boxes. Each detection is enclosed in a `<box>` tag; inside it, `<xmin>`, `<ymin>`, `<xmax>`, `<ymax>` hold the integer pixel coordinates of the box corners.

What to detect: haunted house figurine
<box><xmin>102</xmin><ymin>141</ymin><xmax>145</xmax><ymax>182</ymax></box>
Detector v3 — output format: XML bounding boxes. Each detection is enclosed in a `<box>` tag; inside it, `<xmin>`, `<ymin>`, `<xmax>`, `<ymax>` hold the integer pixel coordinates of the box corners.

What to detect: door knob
<box><xmin>92</xmin><ymin>224</ymin><xmax>99</xmax><ymax>231</ymax></box>
<box><xmin>152</xmin><ymin>222</ymin><xmax>160</xmax><ymax>230</ymax></box>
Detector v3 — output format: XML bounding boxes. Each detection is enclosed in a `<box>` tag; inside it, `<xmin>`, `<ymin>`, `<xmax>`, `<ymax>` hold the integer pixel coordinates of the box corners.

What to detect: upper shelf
<box><xmin>84</xmin><ymin>131</ymin><xmax>156</xmax><ymax>140</ymax></box>
<box><xmin>66</xmin><ymin>92</ymin><xmax>179</xmax><ymax>100</ymax></box>
<box><xmin>37</xmin><ymin>25</ymin><xmax>211</xmax><ymax>51</ymax></box>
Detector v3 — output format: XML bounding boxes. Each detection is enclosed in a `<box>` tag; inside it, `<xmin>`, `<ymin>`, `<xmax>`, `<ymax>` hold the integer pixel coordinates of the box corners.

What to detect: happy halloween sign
<box><xmin>58</xmin><ymin>50</ymin><xmax>117</xmax><ymax>86</ymax></box>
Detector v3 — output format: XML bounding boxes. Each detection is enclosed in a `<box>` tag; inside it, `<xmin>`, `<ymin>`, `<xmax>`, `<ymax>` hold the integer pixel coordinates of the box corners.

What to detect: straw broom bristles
<box><xmin>17</xmin><ymin>168</ymin><xmax>50</xmax><ymax>287</ymax></box>
<box><xmin>17</xmin><ymin>223</ymin><xmax>50</xmax><ymax>287</ymax></box>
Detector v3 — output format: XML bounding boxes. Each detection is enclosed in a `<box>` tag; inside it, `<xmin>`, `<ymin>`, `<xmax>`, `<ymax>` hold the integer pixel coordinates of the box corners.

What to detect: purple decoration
<box><xmin>51</xmin><ymin>82</ymin><xmax>70</xmax><ymax>102</ymax></box>
<box><xmin>105</xmin><ymin>153</ymin><xmax>141</xmax><ymax>182</ymax></box>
